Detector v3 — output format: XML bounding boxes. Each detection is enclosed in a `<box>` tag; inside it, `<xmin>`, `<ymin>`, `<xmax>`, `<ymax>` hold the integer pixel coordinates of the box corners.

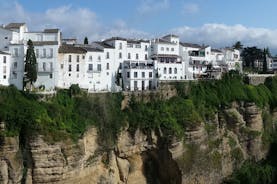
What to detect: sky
<box><xmin>1</xmin><ymin>0</ymin><xmax>277</xmax><ymax>52</ymax></box>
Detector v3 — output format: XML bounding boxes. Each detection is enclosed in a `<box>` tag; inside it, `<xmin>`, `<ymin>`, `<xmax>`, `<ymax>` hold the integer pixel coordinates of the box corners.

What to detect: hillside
<box><xmin>1</xmin><ymin>72</ymin><xmax>277</xmax><ymax>184</ymax></box>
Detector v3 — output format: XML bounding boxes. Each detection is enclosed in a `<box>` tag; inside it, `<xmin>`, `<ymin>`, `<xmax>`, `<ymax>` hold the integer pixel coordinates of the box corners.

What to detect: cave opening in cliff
<box><xmin>142</xmin><ymin>148</ymin><xmax>182</xmax><ymax>184</ymax></box>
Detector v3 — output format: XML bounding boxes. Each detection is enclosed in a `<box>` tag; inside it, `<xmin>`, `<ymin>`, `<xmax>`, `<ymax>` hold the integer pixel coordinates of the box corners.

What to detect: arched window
<box><xmin>169</xmin><ymin>68</ymin><xmax>172</xmax><ymax>74</ymax></box>
<box><xmin>174</xmin><ymin>68</ymin><xmax>177</xmax><ymax>74</ymax></box>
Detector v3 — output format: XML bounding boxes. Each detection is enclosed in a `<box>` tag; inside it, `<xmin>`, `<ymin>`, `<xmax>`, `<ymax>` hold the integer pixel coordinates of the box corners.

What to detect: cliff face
<box><xmin>0</xmin><ymin>102</ymin><xmax>273</xmax><ymax>184</ymax></box>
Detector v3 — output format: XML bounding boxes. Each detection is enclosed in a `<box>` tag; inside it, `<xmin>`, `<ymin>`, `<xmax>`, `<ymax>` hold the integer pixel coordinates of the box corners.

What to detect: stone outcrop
<box><xmin>0</xmin><ymin>122</ymin><xmax>23</xmax><ymax>184</ymax></box>
<box><xmin>0</xmin><ymin>102</ymin><xmax>273</xmax><ymax>184</ymax></box>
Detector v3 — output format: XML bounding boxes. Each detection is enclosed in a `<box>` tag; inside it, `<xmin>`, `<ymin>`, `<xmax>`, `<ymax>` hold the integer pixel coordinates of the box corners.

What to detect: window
<box><xmin>13</xmin><ymin>62</ymin><xmax>17</xmax><ymax>69</ymax></box>
<box><xmin>50</xmin><ymin>63</ymin><xmax>53</xmax><ymax>70</ymax></box>
<box><xmin>82</xmin><ymin>55</ymin><xmax>85</xmax><ymax>59</ymax></box>
<box><xmin>106</xmin><ymin>52</ymin><xmax>110</xmax><ymax>59</ymax></box>
<box><xmin>127</xmin><ymin>72</ymin><xmax>130</xmax><ymax>78</ymax></box>
<box><xmin>49</xmin><ymin>74</ymin><xmax>53</xmax><ymax>79</ymax></box>
<box><xmin>76</xmin><ymin>64</ymin><xmax>79</xmax><ymax>72</ymax></box>
<box><xmin>161</xmin><ymin>47</ymin><xmax>164</xmax><ymax>51</ymax></box>
<box><xmin>145</xmin><ymin>45</ymin><xmax>148</xmax><ymax>51</ymax></box>
<box><xmin>61</xmin><ymin>64</ymin><xmax>64</xmax><ymax>69</ymax></box>
<box><xmin>142</xmin><ymin>72</ymin><xmax>145</xmax><ymax>78</ymax></box>
<box><xmin>128</xmin><ymin>53</ymin><xmax>131</xmax><ymax>59</ymax></box>
<box><xmin>43</xmin><ymin>48</ymin><xmax>46</xmax><ymax>58</ymax></box>
<box><xmin>135</xmin><ymin>44</ymin><xmax>141</xmax><ymax>48</ymax></box>
<box><xmin>4</xmin><ymin>37</ymin><xmax>8</xmax><ymax>39</ymax></box>
<box><xmin>3</xmin><ymin>66</ymin><xmax>6</xmax><ymax>74</ymax></box>
<box><xmin>3</xmin><ymin>75</ymin><xmax>6</xmax><ymax>79</ymax></box>
<box><xmin>166</xmin><ymin>47</ymin><xmax>169</xmax><ymax>51</ymax></box>
<box><xmin>119</xmin><ymin>43</ymin><xmax>122</xmax><ymax>49</ymax></box>
<box><xmin>106</xmin><ymin>63</ymin><xmax>109</xmax><ymax>70</ymax></box>
<box><xmin>149</xmin><ymin>72</ymin><xmax>152</xmax><ymax>78</ymax></box>
<box><xmin>88</xmin><ymin>64</ymin><xmax>93</xmax><ymax>71</ymax></box>
<box><xmin>3</xmin><ymin>56</ymin><xmax>6</xmax><ymax>63</ymax></box>
<box><xmin>136</xmin><ymin>54</ymin><xmax>139</xmax><ymax>60</ymax></box>
<box><xmin>174</xmin><ymin>68</ymin><xmax>177</xmax><ymax>74</ymax></box>
<box><xmin>98</xmin><ymin>56</ymin><xmax>101</xmax><ymax>61</ymax></box>
<box><xmin>36</xmin><ymin>49</ymin><xmax>39</xmax><ymax>58</ymax></box>
<box><xmin>134</xmin><ymin>81</ymin><xmax>138</xmax><ymax>89</ymax></box>
<box><xmin>171</xmin><ymin>48</ymin><xmax>174</xmax><ymax>51</ymax></box>
<box><xmin>169</xmin><ymin>68</ymin><xmax>172</xmax><ymax>74</ymax></box>
<box><xmin>69</xmin><ymin>55</ymin><xmax>72</xmax><ymax>62</ymax></box>
<box><xmin>43</xmin><ymin>62</ymin><xmax>46</xmax><ymax>71</ymax></box>
<box><xmin>119</xmin><ymin>52</ymin><xmax>122</xmax><ymax>59</ymax></box>
<box><xmin>89</xmin><ymin>56</ymin><xmax>92</xmax><ymax>61</ymax></box>
<box><xmin>68</xmin><ymin>64</ymin><xmax>72</xmax><ymax>72</ymax></box>
<box><xmin>14</xmin><ymin>48</ymin><xmax>18</xmax><ymax>57</ymax></box>
<box><xmin>97</xmin><ymin>64</ymin><xmax>101</xmax><ymax>71</ymax></box>
<box><xmin>145</xmin><ymin>54</ymin><xmax>147</xmax><ymax>60</ymax></box>
<box><xmin>49</xmin><ymin>48</ymin><xmax>53</xmax><ymax>58</ymax></box>
<box><xmin>163</xmin><ymin>67</ymin><xmax>167</xmax><ymax>74</ymax></box>
<box><xmin>12</xmin><ymin>72</ymin><xmax>17</xmax><ymax>79</ymax></box>
<box><xmin>77</xmin><ymin>55</ymin><xmax>80</xmax><ymax>62</ymax></box>
<box><xmin>134</xmin><ymin>72</ymin><xmax>138</xmax><ymax>78</ymax></box>
<box><xmin>127</xmin><ymin>43</ymin><xmax>133</xmax><ymax>48</ymax></box>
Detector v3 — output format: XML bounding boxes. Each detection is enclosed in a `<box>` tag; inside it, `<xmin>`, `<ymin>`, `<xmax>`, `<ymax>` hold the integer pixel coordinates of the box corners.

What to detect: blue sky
<box><xmin>1</xmin><ymin>0</ymin><xmax>277</xmax><ymax>52</ymax></box>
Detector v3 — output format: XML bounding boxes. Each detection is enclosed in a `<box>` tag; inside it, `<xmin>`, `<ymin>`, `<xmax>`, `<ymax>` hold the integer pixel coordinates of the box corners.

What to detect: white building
<box><xmin>151</xmin><ymin>35</ymin><xmax>186</xmax><ymax>81</ymax></box>
<box><xmin>122</xmin><ymin>60</ymin><xmax>158</xmax><ymax>91</ymax></box>
<box><xmin>180</xmin><ymin>42</ymin><xmax>211</xmax><ymax>79</ymax></box>
<box><xmin>0</xmin><ymin>22</ymin><xmax>244</xmax><ymax>92</ymax></box>
<box><xmin>0</xmin><ymin>23</ymin><xmax>61</xmax><ymax>90</ymax></box>
<box><xmin>0</xmin><ymin>51</ymin><xmax>11</xmax><ymax>86</ymax></box>
<box><xmin>58</xmin><ymin>44</ymin><xmax>117</xmax><ymax>92</ymax></box>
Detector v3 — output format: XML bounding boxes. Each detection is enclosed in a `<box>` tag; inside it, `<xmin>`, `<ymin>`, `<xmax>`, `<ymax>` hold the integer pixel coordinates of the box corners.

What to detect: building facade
<box><xmin>0</xmin><ymin>22</ymin><xmax>243</xmax><ymax>92</ymax></box>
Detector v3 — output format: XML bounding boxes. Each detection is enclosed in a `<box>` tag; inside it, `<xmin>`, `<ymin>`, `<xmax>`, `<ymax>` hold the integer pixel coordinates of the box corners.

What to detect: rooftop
<box><xmin>163</xmin><ymin>34</ymin><xmax>179</xmax><ymax>38</ymax></box>
<box><xmin>5</xmin><ymin>23</ymin><xmax>25</xmax><ymax>29</ymax></box>
<box><xmin>0</xmin><ymin>51</ymin><xmax>10</xmax><ymax>55</ymax></box>
<box><xmin>180</xmin><ymin>42</ymin><xmax>202</xmax><ymax>48</ymax></box>
<box><xmin>59</xmin><ymin>45</ymin><xmax>87</xmax><ymax>54</ymax></box>
<box><xmin>154</xmin><ymin>38</ymin><xmax>177</xmax><ymax>45</ymax></box>
<box><xmin>104</xmin><ymin>37</ymin><xmax>127</xmax><ymax>42</ymax></box>
<box><xmin>94</xmin><ymin>41</ymin><xmax>115</xmax><ymax>49</ymax></box>
<box><xmin>33</xmin><ymin>41</ymin><xmax>59</xmax><ymax>46</ymax></box>
<box><xmin>44</xmin><ymin>29</ymin><xmax>60</xmax><ymax>33</ymax></box>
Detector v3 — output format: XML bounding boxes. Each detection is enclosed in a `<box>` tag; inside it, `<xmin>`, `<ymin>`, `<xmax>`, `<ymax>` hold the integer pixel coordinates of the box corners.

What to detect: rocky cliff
<box><xmin>0</xmin><ymin>102</ymin><xmax>274</xmax><ymax>184</ymax></box>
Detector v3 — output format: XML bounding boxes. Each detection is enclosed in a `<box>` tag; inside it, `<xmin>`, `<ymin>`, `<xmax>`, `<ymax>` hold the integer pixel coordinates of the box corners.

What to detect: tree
<box><xmin>24</xmin><ymin>39</ymin><xmax>37</xmax><ymax>90</ymax></box>
<box><xmin>233</xmin><ymin>41</ymin><xmax>243</xmax><ymax>50</ymax></box>
<box><xmin>84</xmin><ymin>37</ymin><xmax>88</xmax><ymax>44</ymax></box>
<box><xmin>241</xmin><ymin>47</ymin><xmax>263</xmax><ymax>69</ymax></box>
<box><xmin>263</xmin><ymin>48</ymin><xmax>268</xmax><ymax>73</ymax></box>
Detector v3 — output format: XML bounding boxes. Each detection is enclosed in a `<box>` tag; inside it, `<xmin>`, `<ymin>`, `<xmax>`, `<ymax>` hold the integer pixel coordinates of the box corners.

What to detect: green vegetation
<box><xmin>2</xmin><ymin>71</ymin><xmax>277</xmax><ymax>183</ymax></box>
<box><xmin>2</xmin><ymin>71</ymin><xmax>277</xmax><ymax>145</ymax></box>
<box><xmin>0</xmin><ymin>86</ymin><xmax>125</xmax><ymax>146</ymax></box>
<box><xmin>224</xmin><ymin>161</ymin><xmax>275</xmax><ymax>184</ymax></box>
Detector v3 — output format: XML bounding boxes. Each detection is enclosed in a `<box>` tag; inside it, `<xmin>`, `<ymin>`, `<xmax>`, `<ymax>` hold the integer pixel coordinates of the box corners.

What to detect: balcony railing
<box><xmin>87</xmin><ymin>69</ymin><xmax>101</xmax><ymax>73</ymax></box>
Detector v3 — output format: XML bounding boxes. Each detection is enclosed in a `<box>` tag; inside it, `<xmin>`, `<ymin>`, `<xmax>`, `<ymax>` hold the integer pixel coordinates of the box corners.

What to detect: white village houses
<box><xmin>0</xmin><ymin>22</ymin><xmax>242</xmax><ymax>92</ymax></box>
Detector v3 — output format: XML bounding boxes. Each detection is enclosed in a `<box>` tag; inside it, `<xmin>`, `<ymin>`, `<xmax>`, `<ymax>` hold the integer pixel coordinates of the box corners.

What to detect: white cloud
<box><xmin>0</xmin><ymin>2</ymin><xmax>149</xmax><ymax>42</ymax></box>
<box><xmin>137</xmin><ymin>0</ymin><xmax>169</xmax><ymax>15</ymax></box>
<box><xmin>171</xmin><ymin>24</ymin><xmax>277</xmax><ymax>51</ymax></box>
<box><xmin>182</xmin><ymin>3</ymin><xmax>199</xmax><ymax>14</ymax></box>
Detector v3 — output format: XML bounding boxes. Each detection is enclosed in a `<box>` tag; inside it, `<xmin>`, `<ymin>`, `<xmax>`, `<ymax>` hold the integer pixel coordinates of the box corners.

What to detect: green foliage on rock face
<box><xmin>127</xmin><ymin>96</ymin><xmax>201</xmax><ymax>136</ymax></box>
<box><xmin>223</xmin><ymin>161</ymin><xmax>275</xmax><ymax>184</ymax></box>
<box><xmin>0</xmin><ymin>86</ymin><xmax>125</xmax><ymax>144</ymax></box>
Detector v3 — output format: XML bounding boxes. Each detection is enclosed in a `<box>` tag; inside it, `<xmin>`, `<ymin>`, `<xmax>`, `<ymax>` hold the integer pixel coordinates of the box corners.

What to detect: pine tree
<box><xmin>24</xmin><ymin>39</ymin><xmax>37</xmax><ymax>90</ymax></box>
<box><xmin>84</xmin><ymin>37</ymin><xmax>88</xmax><ymax>44</ymax></box>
